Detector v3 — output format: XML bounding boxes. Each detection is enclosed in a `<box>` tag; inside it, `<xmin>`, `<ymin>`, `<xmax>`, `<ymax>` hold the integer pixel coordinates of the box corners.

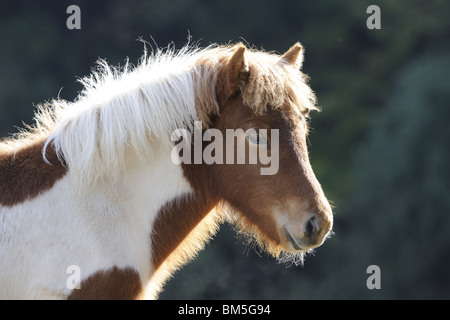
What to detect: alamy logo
<box><xmin>366</xmin><ymin>265</ymin><xmax>381</xmax><ymax>289</ymax></box>
<box><xmin>366</xmin><ymin>5</ymin><xmax>381</xmax><ymax>30</ymax></box>
<box><xmin>66</xmin><ymin>5</ymin><xmax>81</xmax><ymax>30</ymax></box>
<box><xmin>171</xmin><ymin>121</ymin><xmax>279</xmax><ymax>175</ymax></box>
<box><xmin>66</xmin><ymin>265</ymin><xmax>81</xmax><ymax>290</ymax></box>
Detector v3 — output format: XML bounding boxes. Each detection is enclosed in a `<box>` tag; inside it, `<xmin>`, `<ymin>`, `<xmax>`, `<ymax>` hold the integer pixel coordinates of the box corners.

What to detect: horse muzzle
<box><xmin>282</xmin><ymin>212</ymin><xmax>333</xmax><ymax>251</ymax></box>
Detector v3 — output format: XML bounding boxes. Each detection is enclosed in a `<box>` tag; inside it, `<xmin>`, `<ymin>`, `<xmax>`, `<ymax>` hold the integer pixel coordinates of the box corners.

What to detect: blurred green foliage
<box><xmin>0</xmin><ymin>0</ymin><xmax>449</xmax><ymax>299</ymax></box>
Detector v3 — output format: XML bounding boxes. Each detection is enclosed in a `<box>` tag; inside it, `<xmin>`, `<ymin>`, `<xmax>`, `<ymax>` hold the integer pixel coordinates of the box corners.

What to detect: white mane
<box><xmin>41</xmin><ymin>45</ymin><xmax>205</xmax><ymax>189</ymax></box>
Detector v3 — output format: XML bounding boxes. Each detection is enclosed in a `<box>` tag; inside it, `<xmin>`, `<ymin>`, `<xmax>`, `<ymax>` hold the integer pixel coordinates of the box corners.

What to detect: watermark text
<box><xmin>171</xmin><ymin>121</ymin><xmax>279</xmax><ymax>175</ymax></box>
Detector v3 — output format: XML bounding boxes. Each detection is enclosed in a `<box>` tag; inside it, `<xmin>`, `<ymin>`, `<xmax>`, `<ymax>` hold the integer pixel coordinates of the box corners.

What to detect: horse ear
<box><xmin>281</xmin><ymin>42</ymin><xmax>304</xmax><ymax>69</ymax></box>
<box><xmin>226</xmin><ymin>43</ymin><xmax>250</xmax><ymax>93</ymax></box>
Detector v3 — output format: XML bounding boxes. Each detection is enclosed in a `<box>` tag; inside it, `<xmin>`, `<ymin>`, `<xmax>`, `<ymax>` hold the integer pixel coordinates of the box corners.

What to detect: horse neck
<box><xmin>98</xmin><ymin>140</ymin><xmax>218</xmax><ymax>266</ymax></box>
<box><xmin>104</xmin><ymin>142</ymin><xmax>222</xmax><ymax>299</ymax></box>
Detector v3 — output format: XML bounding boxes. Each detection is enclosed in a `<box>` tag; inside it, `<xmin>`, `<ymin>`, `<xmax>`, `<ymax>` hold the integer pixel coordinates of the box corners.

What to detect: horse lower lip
<box><xmin>283</xmin><ymin>226</ymin><xmax>303</xmax><ymax>251</ymax></box>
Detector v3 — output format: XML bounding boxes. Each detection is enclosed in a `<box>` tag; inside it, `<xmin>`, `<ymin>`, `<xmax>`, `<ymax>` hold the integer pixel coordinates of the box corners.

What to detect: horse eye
<box><xmin>246</xmin><ymin>130</ymin><xmax>268</xmax><ymax>145</ymax></box>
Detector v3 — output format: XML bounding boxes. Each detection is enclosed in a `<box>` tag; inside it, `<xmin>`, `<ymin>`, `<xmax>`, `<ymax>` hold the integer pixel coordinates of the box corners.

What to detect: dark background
<box><xmin>1</xmin><ymin>0</ymin><xmax>449</xmax><ymax>299</ymax></box>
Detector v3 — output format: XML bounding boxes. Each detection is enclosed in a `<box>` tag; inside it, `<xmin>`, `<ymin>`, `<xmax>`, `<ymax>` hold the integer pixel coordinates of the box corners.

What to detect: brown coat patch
<box><xmin>151</xmin><ymin>194</ymin><xmax>217</xmax><ymax>271</ymax></box>
<box><xmin>0</xmin><ymin>139</ymin><xmax>67</xmax><ymax>207</ymax></box>
<box><xmin>67</xmin><ymin>266</ymin><xmax>143</xmax><ymax>300</ymax></box>
<box><xmin>149</xmin><ymin>165</ymin><xmax>224</xmax><ymax>299</ymax></box>
<box><xmin>151</xmin><ymin>159</ymin><xmax>221</xmax><ymax>271</ymax></box>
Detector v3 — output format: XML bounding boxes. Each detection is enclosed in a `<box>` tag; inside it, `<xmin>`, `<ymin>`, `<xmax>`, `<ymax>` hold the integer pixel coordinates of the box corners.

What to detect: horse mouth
<box><xmin>282</xmin><ymin>225</ymin><xmax>304</xmax><ymax>251</ymax></box>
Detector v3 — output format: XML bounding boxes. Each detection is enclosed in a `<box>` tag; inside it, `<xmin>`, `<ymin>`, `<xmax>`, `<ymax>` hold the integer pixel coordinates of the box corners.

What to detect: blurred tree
<box><xmin>346</xmin><ymin>53</ymin><xmax>450</xmax><ymax>298</ymax></box>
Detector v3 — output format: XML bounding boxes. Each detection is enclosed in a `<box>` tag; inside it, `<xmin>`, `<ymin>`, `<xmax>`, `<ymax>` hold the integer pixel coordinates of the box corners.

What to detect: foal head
<box><xmin>192</xmin><ymin>43</ymin><xmax>333</xmax><ymax>261</ymax></box>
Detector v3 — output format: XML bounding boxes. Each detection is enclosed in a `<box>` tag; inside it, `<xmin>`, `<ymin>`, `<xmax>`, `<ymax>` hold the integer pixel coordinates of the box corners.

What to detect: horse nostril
<box><xmin>303</xmin><ymin>216</ymin><xmax>319</xmax><ymax>239</ymax></box>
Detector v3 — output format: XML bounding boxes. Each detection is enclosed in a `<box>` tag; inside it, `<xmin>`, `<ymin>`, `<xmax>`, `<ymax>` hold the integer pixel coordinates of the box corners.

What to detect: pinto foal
<box><xmin>0</xmin><ymin>43</ymin><xmax>333</xmax><ymax>299</ymax></box>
